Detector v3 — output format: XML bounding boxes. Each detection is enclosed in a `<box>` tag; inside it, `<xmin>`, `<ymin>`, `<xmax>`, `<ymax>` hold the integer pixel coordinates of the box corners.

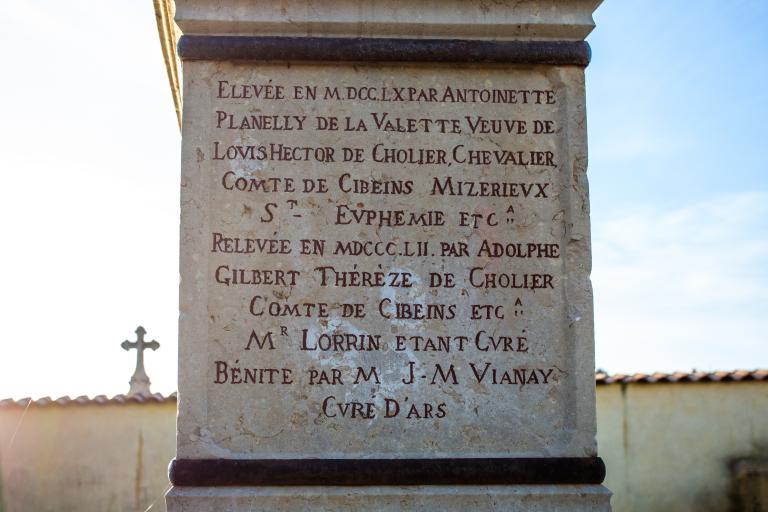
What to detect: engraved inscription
<box><xmin>180</xmin><ymin>63</ymin><xmax>591</xmax><ymax>458</ymax></box>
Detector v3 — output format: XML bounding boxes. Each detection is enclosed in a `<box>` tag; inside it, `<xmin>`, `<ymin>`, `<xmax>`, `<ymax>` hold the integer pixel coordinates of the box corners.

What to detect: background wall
<box><xmin>600</xmin><ymin>381</ymin><xmax>768</xmax><ymax>511</ymax></box>
<box><xmin>1</xmin><ymin>380</ymin><xmax>767</xmax><ymax>512</ymax></box>
<box><xmin>0</xmin><ymin>398</ymin><xmax>175</xmax><ymax>512</ymax></box>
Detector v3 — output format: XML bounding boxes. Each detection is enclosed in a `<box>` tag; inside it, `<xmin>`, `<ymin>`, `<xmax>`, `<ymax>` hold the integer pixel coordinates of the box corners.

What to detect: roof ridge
<box><xmin>0</xmin><ymin>392</ymin><xmax>179</xmax><ymax>407</ymax></box>
<box><xmin>595</xmin><ymin>368</ymin><xmax>768</xmax><ymax>385</ymax></box>
<box><xmin>2</xmin><ymin>369</ymin><xmax>767</xmax><ymax>405</ymax></box>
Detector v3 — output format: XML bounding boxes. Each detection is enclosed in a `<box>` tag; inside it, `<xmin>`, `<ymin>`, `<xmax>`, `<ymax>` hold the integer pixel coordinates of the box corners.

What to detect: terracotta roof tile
<box><xmin>1</xmin><ymin>370</ymin><xmax>766</xmax><ymax>406</ymax></box>
<box><xmin>595</xmin><ymin>369</ymin><xmax>768</xmax><ymax>385</ymax></box>
<box><xmin>0</xmin><ymin>393</ymin><xmax>180</xmax><ymax>408</ymax></box>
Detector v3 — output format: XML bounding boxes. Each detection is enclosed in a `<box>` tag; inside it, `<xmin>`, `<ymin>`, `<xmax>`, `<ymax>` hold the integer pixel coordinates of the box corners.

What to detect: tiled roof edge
<box><xmin>595</xmin><ymin>369</ymin><xmax>768</xmax><ymax>385</ymax></box>
<box><xmin>0</xmin><ymin>392</ymin><xmax>177</xmax><ymax>408</ymax></box>
<box><xmin>2</xmin><ymin>370</ymin><xmax>767</xmax><ymax>406</ymax></box>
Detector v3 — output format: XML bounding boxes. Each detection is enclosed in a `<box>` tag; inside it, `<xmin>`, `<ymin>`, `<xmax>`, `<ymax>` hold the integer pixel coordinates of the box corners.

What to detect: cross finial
<box><xmin>121</xmin><ymin>326</ymin><xmax>160</xmax><ymax>396</ymax></box>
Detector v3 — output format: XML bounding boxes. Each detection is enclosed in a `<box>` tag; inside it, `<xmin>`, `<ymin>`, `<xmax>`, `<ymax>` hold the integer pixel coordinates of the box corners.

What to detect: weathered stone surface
<box><xmin>167</xmin><ymin>485</ymin><xmax>612</xmax><ymax>511</ymax></box>
<box><xmin>176</xmin><ymin>61</ymin><xmax>596</xmax><ymax>460</ymax></box>
<box><xmin>732</xmin><ymin>458</ymin><xmax>768</xmax><ymax>511</ymax></box>
<box><xmin>169</xmin><ymin>1</ymin><xmax>608</xmax><ymax>510</ymax></box>
<box><xmin>174</xmin><ymin>0</ymin><xmax>602</xmax><ymax>41</ymax></box>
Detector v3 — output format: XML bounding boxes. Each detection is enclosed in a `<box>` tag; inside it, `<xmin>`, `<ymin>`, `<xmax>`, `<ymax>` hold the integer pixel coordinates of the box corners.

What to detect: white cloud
<box><xmin>593</xmin><ymin>192</ymin><xmax>768</xmax><ymax>374</ymax></box>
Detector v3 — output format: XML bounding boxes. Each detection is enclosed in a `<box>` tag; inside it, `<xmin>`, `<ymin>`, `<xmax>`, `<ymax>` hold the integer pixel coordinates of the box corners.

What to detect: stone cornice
<box><xmin>174</xmin><ymin>0</ymin><xmax>603</xmax><ymax>41</ymax></box>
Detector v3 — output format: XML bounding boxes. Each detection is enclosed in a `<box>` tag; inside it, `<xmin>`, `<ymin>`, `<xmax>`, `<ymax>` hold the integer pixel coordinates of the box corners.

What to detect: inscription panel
<box><xmin>178</xmin><ymin>62</ymin><xmax>595</xmax><ymax>459</ymax></box>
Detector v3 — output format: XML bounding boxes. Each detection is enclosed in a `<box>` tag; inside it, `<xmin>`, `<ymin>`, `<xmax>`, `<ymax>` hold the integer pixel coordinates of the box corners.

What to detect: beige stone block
<box><xmin>177</xmin><ymin>60</ymin><xmax>596</xmax><ymax>461</ymax></box>
<box><xmin>175</xmin><ymin>0</ymin><xmax>602</xmax><ymax>41</ymax></box>
<box><xmin>166</xmin><ymin>485</ymin><xmax>612</xmax><ymax>511</ymax></box>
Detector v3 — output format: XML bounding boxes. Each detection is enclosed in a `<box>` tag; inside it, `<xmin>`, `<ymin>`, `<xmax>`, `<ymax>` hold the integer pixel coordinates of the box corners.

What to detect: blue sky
<box><xmin>587</xmin><ymin>0</ymin><xmax>768</xmax><ymax>374</ymax></box>
<box><xmin>0</xmin><ymin>1</ymin><xmax>765</xmax><ymax>398</ymax></box>
<box><xmin>589</xmin><ymin>0</ymin><xmax>768</xmax><ymax>210</ymax></box>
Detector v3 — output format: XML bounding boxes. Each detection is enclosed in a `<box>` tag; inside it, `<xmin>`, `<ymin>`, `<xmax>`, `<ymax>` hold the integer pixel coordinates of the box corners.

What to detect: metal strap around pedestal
<box><xmin>169</xmin><ymin>457</ymin><xmax>606</xmax><ymax>486</ymax></box>
<box><xmin>177</xmin><ymin>36</ymin><xmax>591</xmax><ymax>66</ymax></box>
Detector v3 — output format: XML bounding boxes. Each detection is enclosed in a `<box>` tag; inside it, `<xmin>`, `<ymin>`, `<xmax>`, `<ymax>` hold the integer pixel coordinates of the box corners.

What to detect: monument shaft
<box><xmin>168</xmin><ymin>2</ymin><xmax>609</xmax><ymax>510</ymax></box>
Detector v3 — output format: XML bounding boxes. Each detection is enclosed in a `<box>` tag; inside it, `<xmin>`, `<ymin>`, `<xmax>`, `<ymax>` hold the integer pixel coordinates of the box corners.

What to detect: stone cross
<box><xmin>121</xmin><ymin>326</ymin><xmax>160</xmax><ymax>396</ymax></box>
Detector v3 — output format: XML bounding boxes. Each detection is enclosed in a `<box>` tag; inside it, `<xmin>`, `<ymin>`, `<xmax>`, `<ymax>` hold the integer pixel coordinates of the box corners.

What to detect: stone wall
<box><xmin>1</xmin><ymin>381</ymin><xmax>766</xmax><ymax>512</ymax></box>
<box><xmin>0</xmin><ymin>401</ymin><xmax>174</xmax><ymax>512</ymax></box>
<box><xmin>599</xmin><ymin>381</ymin><xmax>768</xmax><ymax>512</ymax></box>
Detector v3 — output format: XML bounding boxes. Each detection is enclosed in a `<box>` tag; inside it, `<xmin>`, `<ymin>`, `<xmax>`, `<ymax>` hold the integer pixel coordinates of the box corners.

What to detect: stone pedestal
<box><xmin>167</xmin><ymin>0</ymin><xmax>609</xmax><ymax>510</ymax></box>
<box><xmin>168</xmin><ymin>485</ymin><xmax>611</xmax><ymax>511</ymax></box>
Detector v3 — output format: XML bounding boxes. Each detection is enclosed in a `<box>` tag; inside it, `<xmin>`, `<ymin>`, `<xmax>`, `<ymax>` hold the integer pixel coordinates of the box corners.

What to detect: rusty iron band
<box><xmin>178</xmin><ymin>36</ymin><xmax>591</xmax><ymax>66</ymax></box>
<box><xmin>169</xmin><ymin>457</ymin><xmax>606</xmax><ymax>487</ymax></box>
